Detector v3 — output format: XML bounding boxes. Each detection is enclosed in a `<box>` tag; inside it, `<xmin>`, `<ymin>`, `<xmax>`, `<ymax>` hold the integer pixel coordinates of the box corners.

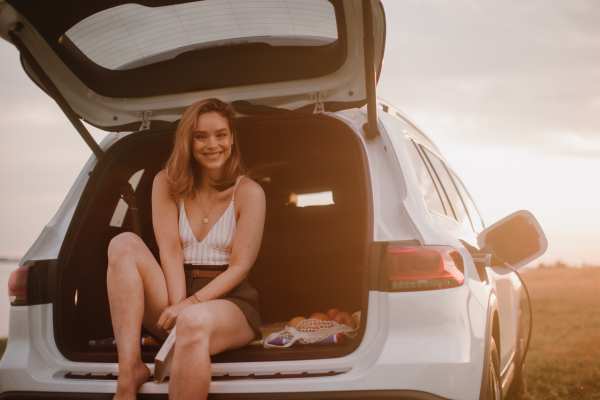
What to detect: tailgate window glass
<box><xmin>65</xmin><ymin>0</ymin><xmax>338</xmax><ymax>70</ymax></box>
<box><xmin>403</xmin><ymin>139</ymin><xmax>446</xmax><ymax>216</ymax></box>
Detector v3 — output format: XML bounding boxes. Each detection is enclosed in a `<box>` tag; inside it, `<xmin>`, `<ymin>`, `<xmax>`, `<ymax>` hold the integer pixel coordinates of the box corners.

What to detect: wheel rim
<box><xmin>489</xmin><ymin>360</ymin><xmax>502</xmax><ymax>400</ymax></box>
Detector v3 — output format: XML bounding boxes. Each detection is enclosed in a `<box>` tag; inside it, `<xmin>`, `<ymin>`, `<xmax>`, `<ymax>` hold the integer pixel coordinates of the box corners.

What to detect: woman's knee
<box><xmin>107</xmin><ymin>232</ymin><xmax>144</xmax><ymax>263</ymax></box>
<box><xmin>176</xmin><ymin>307</ymin><xmax>215</xmax><ymax>345</ymax></box>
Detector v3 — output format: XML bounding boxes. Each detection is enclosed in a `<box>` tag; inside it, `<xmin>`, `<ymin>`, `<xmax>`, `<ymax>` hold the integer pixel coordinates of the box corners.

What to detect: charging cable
<box><xmin>470</xmin><ymin>252</ymin><xmax>532</xmax><ymax>392</ymax></box>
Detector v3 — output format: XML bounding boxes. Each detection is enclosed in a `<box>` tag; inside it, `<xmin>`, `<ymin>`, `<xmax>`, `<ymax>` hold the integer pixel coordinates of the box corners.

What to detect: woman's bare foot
<box><xmin>114</xmin><ymin>360</ymin><xmax>151</xmax><ymax>400</ymax></box>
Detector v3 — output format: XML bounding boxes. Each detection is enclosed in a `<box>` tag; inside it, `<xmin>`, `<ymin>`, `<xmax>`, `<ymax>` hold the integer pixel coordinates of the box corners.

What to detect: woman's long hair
<box><xmin>165</xmin><ymin>98</ymin><xmax>246</xmax><ymax>199</ymax></box>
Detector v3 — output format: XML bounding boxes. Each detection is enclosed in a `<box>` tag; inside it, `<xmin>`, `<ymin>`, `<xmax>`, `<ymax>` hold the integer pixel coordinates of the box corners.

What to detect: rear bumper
<box><xmin>1</xmin><ymin>289</ymin><xmax>486</xmax><ymax>400</ymax></box>
<box><xmin>0</xmin><ymin>390</ymin><xmax>450</xmax><ymax>400</ymax></box>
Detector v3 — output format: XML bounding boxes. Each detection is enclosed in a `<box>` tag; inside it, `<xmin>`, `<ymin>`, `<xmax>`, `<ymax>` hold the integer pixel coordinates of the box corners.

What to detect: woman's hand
<box><xmin>156</xmin><ymin>299</ymin><xmax>191</xmax><ymax>332</ymax></box>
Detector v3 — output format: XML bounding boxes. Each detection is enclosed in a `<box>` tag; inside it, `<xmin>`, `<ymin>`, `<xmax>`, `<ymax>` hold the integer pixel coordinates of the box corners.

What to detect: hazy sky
<box><xmin>377</xmin><ymin>0</ymin><xmax>600</xmax><ymax>265</ymax></box>
<box><xmin>0</xmin><ymin>0</ymin><xmax>599</xmax><ymax>265</ymax></box>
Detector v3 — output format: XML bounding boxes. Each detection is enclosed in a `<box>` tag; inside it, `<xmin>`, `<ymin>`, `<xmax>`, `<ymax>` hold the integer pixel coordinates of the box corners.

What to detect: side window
<box><xmin>404</xmin><ymin>138</ymin><xmax>446</xmax><ymax>216</ymax></box>
<box><xmin>418</xmin><ymin>146</ymin><xmax>454</xmax><ymax>219</ymax></box>
<box><xmin>109</xmin><ymin>169</ymin><xmax>145</xmax><ymax>228</ymax></box>
<box><xmin>422</xmin><ymin>148</ymin><xmax>472</xmax><ymax>231</ymax></box>
<box><xmin>449</xmin><ymin>172</ymin><xmax>485</xmax><ymax>232</ymax></box>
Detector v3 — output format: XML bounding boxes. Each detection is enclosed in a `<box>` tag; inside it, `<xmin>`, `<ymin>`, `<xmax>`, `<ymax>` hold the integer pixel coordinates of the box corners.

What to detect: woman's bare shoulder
<box><xmin>154</xmin><ymin>170</ymin><xmax>169</xmax><ymax>186</ymax></box>
<box><xmin>235</xmin><ymin>177</ymin><xmax>265</xmax><ymax>205</ymax></box>
<box><xmin>152</xmin><ymin>170</ymin><xmax>174</xmax><ymax>200</ymax></box>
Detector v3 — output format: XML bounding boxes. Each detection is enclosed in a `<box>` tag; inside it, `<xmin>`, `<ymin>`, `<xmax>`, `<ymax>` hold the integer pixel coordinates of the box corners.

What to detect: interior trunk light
<box><xmin>387</xmin><ymin>246</ymin><xmax>464</xmax><ymax>291</ymax></box>
<box><xmin>8</xmin><ymin>266</ymin><xmax>29</xmax><ymax>306</ymax></box>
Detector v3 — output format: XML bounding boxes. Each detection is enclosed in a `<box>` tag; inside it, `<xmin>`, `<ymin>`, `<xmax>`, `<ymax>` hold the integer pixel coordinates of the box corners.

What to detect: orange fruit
<box><xmin>288</xmin><ymin>316</ymin><xmax>306</xmax><ymax>327</ymax></box>
<box><xmin>309</xmin><ymin>312</ymin><xmax>331</xmax><ymax>321</ymax></box>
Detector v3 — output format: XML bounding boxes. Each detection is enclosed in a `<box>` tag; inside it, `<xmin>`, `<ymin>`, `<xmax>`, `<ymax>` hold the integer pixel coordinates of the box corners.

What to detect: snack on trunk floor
<box><xmin>263</xmin><ymin>311</ymin><xmax>360</xmax><ymax>348</ymax></box>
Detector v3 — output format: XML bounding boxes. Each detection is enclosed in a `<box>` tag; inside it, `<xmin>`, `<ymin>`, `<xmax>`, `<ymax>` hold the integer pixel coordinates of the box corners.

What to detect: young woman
<box><xmin>106</xmin><ymin>98</ymin><xmax>266</xmax><ymax>400</ymax></box>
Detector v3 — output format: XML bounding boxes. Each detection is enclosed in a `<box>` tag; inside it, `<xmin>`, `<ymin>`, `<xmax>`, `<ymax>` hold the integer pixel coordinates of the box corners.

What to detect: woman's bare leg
<box><xmin>169</xmin><ymin>300</ymin><xmax>256</xmax><ymax>400</ymax></box>
<box><xmin>107</xmin><ymin>232</ymin><xmax>170</xmax><ymax>400</ymax></box>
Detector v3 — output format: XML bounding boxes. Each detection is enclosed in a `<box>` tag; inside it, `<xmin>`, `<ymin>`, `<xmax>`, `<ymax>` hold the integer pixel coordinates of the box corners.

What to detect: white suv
<box><xmin>0</xmin><ymin>1</ymin><xmax>546</xmax><ymax>399</ymax></box>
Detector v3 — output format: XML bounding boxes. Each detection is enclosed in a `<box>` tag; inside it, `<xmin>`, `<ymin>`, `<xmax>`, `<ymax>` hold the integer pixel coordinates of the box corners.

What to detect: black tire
<box><xmin>484</xmin><ymin>337</ymin><xmax>503</xmax><ymax>400</ymax></box>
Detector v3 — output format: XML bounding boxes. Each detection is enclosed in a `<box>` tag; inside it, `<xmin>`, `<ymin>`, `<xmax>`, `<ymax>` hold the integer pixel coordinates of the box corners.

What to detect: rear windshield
<box><xmin>65</xmin><ymin>0</ymin><xmax>338</xmax><ymax>70</ymax></box>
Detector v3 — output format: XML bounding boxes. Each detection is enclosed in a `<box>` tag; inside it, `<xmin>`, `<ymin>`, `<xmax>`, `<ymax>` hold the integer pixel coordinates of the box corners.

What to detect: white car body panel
<box><xmin>495</xmin><ymin>272</ymin><xmax>521</xmax><ymax>371</ymax></box>
<box><xmin>333</xmin><ymin>109</ymin><xmax>418</xmax><ymax>242</ymax></box>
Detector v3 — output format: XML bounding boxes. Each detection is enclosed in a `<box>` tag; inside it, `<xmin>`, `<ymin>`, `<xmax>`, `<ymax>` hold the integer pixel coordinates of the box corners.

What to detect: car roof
<box><xmin>376</xmin><ymin>98</ymin><xmax>440</xmax><ymax>153</ymax></box>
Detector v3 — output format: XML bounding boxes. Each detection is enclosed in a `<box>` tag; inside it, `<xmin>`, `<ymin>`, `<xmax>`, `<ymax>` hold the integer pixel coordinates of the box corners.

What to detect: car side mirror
<box><xmin>477</xmin><ymin>210</ymin><xmax>548</xmax><ymax>274</ymax></box>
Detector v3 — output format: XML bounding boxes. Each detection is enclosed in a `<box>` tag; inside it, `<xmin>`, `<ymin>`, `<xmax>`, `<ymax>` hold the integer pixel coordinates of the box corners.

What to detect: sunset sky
<box><xmin>0</xmin><ymin>0</ymin><xmax>598</xmax><ymax>266</ymax></box>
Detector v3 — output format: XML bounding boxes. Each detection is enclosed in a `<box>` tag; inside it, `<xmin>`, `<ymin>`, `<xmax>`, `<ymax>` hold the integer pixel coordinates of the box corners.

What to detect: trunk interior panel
<box><xmin>56</xmin><ymin>114</ymin><xmax>370</xmax><ymax>363</ymax></box>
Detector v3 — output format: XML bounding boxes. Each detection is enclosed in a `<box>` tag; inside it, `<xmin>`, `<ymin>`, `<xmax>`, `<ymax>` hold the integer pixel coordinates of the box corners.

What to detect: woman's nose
<box><xmin>207</xmin><ymin>135</ymin><xmax>218</xmax><ymax>147</ymax></box>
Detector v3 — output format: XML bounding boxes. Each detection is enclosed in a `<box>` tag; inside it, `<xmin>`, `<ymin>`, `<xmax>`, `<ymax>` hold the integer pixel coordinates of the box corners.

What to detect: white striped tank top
<box><xmin>179</xmin><ymin>176</ymin><xmax>244</xmax><ymax>265</ymax></box>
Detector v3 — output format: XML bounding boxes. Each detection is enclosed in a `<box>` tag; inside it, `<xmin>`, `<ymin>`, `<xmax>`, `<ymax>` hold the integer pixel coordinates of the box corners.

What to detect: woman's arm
<box><xmin>152</xmin><ymin>170</ymin><xmax>187</xmax><ymax>306</ymax></box>
<box><xmin>191</xmin><ymin>177</ymin><xmax>266</xmax><ymax>302</ymax></box>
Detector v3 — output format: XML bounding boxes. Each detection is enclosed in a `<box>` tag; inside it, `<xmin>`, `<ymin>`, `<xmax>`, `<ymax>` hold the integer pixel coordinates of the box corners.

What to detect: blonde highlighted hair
<box><xmin>165</xmin><ymin>98</ymin><xmax>246</xmax><ymax>198</ymax></box>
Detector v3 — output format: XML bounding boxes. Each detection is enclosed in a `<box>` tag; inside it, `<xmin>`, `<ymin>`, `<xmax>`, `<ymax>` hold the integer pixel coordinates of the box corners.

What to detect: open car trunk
<box><xmin>55</xmin><ymin>113</ymin><xmax>371</xmax><ymax>364</ymax></box>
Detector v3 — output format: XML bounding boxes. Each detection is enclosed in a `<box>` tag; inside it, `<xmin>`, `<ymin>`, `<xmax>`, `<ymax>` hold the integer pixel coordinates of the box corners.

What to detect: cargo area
<box><xmin>55</xmin><ymin>114</ymin><xmax>371</xmax><ymax>363</ymax></box>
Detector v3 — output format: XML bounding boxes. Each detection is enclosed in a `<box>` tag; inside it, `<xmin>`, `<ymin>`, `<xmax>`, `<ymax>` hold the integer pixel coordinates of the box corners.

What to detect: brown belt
<box><xmin>184</xmin><ymin>269</ymin><xmax>224</xmax><ymax>278</ymax></box>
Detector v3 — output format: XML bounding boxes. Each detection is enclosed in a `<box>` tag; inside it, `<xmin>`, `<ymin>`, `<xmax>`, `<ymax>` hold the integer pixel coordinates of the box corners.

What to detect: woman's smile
<box><xmin>203</xmin><ymin>151</ymin><xmax>222</xmax><ymax>160</ymax></box>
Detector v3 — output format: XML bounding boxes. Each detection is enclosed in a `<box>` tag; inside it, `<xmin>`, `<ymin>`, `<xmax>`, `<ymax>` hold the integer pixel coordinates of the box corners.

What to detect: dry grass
<box><xmin>516</xmin><ymin>267</ymin><xmax>600</xmax><ymax>399</ymax></box>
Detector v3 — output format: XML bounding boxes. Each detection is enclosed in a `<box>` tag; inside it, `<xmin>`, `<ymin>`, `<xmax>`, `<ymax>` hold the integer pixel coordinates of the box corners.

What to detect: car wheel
<box><xmin>484</xmin><ymin>336</ymin><xmax>503</xmax><ymax>400</ymax></box>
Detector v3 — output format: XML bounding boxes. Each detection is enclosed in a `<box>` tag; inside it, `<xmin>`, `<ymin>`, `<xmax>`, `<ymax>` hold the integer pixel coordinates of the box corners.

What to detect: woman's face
<box><xmin>192</xmin><ymin>111</ymin><xmax>233</xmax><ymax>174</ymax></box>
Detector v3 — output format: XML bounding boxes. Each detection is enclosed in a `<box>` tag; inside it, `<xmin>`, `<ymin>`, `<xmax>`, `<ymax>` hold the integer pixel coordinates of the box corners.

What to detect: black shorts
<box><xmin>184</xmin><ymin>264</ymin><xmax>262</xmax><ymax>341</ymax></box>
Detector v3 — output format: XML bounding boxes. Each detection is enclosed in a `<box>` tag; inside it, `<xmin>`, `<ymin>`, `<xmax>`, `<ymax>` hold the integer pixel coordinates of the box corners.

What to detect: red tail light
<box><xmin>387</xmin><ymin>246</ymin><xmax>464</xmax><ymax>291</ymax></box>
<box><xmin>8</xmin><ymin>266</ymin><xmax>29</xmax><ymax>306</ymax></box>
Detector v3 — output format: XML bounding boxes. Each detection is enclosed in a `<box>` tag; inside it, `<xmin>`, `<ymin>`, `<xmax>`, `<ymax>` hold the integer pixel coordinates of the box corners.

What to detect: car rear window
<box><xmin>65</xmin><ymin>0</ymin><xmax>338</xmax><ymax>70</ymax></box>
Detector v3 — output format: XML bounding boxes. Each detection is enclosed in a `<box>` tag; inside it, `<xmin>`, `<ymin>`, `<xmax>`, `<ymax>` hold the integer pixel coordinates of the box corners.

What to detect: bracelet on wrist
<box><xmin>188</xmin><ymin>293</ymin><xmax>202</xmax><ymax>304</ymax></box>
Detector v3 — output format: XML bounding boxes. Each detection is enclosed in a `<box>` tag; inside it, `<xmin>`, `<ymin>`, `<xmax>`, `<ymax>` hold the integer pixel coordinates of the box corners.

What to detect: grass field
<box><xmin>0</xmin><ymin>267</ymin><xmax>598</xmax><ymax>399</ymax></box>
<box><xmin>515</xmin><ymin>267</ymin><xmax>600</xmax><ymax>399</ymax></box>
